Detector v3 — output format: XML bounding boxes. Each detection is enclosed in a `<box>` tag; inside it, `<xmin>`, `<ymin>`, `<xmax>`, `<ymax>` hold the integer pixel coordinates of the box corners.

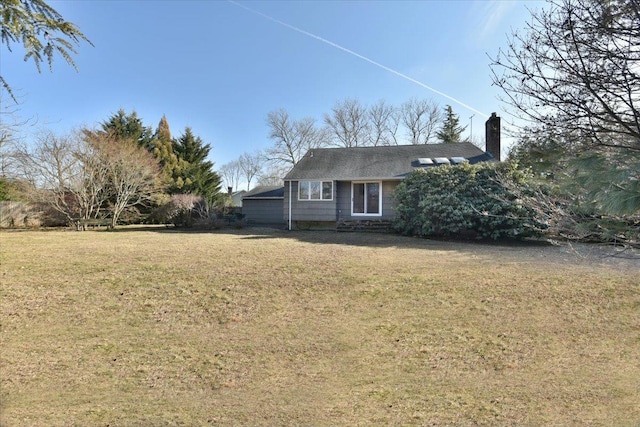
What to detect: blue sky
<box><xmin>2</xmin><ymin>0</ymin><xmax>543</xmax><ymax>169</ymax></box>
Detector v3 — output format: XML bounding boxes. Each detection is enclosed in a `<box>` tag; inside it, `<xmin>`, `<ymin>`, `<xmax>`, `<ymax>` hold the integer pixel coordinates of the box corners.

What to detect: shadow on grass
<box><xmin>109</xmin><ymin>223</ymin><xmax>555</xmax><ymax>253</ymax></box>
<box><xmin>63</xmin><ymin>223</ymin><xmax>635</xmax><ymax>269</ymax></box>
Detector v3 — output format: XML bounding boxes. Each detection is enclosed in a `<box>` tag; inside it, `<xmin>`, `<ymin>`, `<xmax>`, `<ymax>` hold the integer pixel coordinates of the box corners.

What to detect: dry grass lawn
<box><xmin>1</xmin><ymin>227</ymin><xmax>639</xmax><ymax>426</ymax></box>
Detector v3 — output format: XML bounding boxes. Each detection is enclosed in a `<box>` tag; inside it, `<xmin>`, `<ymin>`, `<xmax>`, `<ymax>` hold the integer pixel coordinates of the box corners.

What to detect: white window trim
<box><xmin>351</xmin><ymin>181</ymin><xmax>382</xmax><ymax>217</ymax></box>
<box><xmin>298</xmin><ymin>180</ymin><xmax>333</xmax><ymax>201</ymax></box>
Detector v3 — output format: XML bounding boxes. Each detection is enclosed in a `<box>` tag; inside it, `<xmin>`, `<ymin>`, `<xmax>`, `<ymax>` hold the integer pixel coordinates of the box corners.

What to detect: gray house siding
<box><xmin>243</xmin><ymin>199</ymin><xmax>285</xmax><ymax>224</ymax></box>
<box><xmin>381</xmin><ymin>181</ymin><xmax>400</xmax><ymax>219</ymax></box>
<box><xmin>336</xmin><ymin>181</ymin><xmax>350</xmax><ymax>221</ymax></box>
<box><xmin>284</xmin><ymin>180</ymin><xmax>401</xmax><ymax>223</ymax></box>
<box><xmin>241</xmin><ymin>186</ymin><xmax>286</xmax><ymax>225</ymax></box>
<box><xmin>284</xmin><ymin>181</ymin><xmax>337</xmax><ymax>222</ymax></box>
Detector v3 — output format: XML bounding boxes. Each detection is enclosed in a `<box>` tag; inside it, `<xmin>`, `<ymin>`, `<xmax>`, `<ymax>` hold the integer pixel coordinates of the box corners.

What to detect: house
<box><xmin>282</xmin><ymin>111</ymin><xmax>501</xmax><ymax>230</ymax></box>
<box><xmin>282</xmin><ymin>142</ymin><xmax>495</xmax><ymax>230</ymax></box>
<box><xmin>231</xmin><ymin>190</ymin><xmax>247</xmax><ymax>207</ymax></box>
<box><xmin>242</xmin><ymin>186</ymin><xmax>286</xmax><ymax>225</ymax></box>
<box><xmin>239</xmin><ymin>114</ymin><xmax>501</xmax><ymax>230</ymax></box>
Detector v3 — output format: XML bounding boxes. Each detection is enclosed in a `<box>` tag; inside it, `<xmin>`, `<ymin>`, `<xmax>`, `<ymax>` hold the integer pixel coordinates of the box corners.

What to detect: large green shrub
<box><xmin>393</xmin><ymin>162</ymin><xmax>548</xmax><ymax>240</ymax></box>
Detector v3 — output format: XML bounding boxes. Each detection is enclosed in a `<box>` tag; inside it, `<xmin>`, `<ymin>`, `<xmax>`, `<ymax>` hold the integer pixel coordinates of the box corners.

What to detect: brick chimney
<box><xmin>485</xmin><ymin>112</ymin><xmax>501</xmax><ymax>161</ymax></box>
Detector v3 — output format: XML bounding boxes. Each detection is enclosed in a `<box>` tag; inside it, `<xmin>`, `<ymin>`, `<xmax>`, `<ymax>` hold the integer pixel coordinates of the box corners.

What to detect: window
<box><xmin>298</xmin><ymin>181</ymin><xmax>333</xmax><ymax>200</ymax></box>
<box><xmin>352</xmin><ymin>182</ymin><xmax>381</xmax><ymax>215</ymax></box>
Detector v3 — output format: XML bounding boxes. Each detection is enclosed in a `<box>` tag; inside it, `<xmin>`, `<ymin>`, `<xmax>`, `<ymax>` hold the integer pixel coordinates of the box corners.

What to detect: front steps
<box><xmin>336</xmin><ymin>219</ymin><xmax>394</xmax><ymax>233</ymax></box>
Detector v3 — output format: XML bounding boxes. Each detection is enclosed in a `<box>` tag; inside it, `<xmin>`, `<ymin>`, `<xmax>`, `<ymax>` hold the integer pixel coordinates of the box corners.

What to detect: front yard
<box><xmin>1</xmin><ymin>228</ymin><xmax>638</xmax><ymax>425</ymax></box>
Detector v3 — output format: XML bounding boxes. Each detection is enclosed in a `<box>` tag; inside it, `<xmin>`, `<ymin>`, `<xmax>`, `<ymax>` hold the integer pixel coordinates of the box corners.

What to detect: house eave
<box><xmin>284</xmin><ymin>176</ymin><xmax>406</xmax><ymax>182</ymax></box>
<box><xmin>243</xmin><ymin>197</ymin><xmax>284</xmax><ymax>200</ymax></box>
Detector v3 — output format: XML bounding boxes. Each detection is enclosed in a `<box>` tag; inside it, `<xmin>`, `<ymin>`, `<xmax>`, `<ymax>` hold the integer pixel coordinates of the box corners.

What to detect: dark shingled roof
<box><xmin>242</xmin><ymin>185</ymin><xmax>285</xmax><ymax>199</ymax></box>
<box><xmin>284</xmin><ymin>143</ymin><xmax>492</xmax><ymax>181</ymax></box>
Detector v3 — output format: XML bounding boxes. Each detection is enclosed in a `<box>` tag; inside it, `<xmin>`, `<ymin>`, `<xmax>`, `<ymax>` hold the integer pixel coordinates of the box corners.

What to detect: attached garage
<box><xmin>241</xmin><ymin>186</ymin><xmax>285</xmax><ymax>226</ymax></box>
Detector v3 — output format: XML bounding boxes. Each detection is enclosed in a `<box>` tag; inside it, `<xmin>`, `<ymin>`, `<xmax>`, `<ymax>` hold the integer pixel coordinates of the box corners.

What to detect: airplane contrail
<box><xmin>229</xmin><ymin>0</ymin><xmax>489</xmax><ymax>118</ymax></box>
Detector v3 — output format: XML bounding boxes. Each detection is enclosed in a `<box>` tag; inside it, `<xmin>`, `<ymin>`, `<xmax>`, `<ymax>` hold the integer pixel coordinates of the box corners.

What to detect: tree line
<box><xmin>1</xmin><ymin>110</ymin><xmax>223</xmax><ymax>228</ymax></box>
<box><xmin>220</xmin><ymin>100</ymin><xmax>469</xmax><ymax>191</ymax></box>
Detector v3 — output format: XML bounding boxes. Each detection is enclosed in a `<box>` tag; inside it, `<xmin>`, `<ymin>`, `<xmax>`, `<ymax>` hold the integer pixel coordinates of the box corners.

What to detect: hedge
<box><xmin>393</xmin><ymin>162</ymin><xmax>548</xmax><ymax>240</ymax></box>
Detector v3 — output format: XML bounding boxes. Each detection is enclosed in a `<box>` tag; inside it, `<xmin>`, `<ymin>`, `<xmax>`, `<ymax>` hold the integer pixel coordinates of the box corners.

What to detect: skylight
<box><xmin>450</xmin><ymin>157</ymin><xmax>468</xmax><ymax>164</ymax></box>
<box><xmin>433</xmin><ymin>157</ymin><xmax>451</xmax><ymax>165</ymax></box>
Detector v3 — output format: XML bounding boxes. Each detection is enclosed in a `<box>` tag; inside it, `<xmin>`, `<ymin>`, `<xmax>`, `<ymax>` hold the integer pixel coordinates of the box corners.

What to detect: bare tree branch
<box><xmin>265</xmin><ymin>109</ymin><xmax>327</xmax><ymax>168</ymax></box>
<box><xmin>324</xmin><ymin>98</ymin><xmax>371</xmax><ymax>147</ymax></box>
<box><xmin>368</xmin><ymin>100</ymin><xmax>400</xmax><ymax>146</ymax></box>
<box><xmin>400</xmin><ymin>98</ymin><xmax>441</xmax><ymax>144</ymax></box>
<box><xmin>218</xmin><ymin>160</ymin><xmax>242</xmax><ymax>192</ymax></box>
<box><xmin>237</xmin><ymin>151</ymin><xmax>263</xmax><ymax>191</ymax></box>
<box><xmin>490</xmin><ymin>0</ymin><xmax>640</xmax><ymax>151</ymax></box>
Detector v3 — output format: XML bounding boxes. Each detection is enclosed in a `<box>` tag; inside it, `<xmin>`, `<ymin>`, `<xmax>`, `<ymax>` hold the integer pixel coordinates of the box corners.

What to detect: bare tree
<box><xmin>12</xmin><ymin>131</ymin><xmax>78</xmax><ymax>222</ymax></box>
<box><xmin>0</xmin><ymin>133</ymin><xmax>21</xmax><ymax>180</ymax></box>
<box><xmin>85</xmin><ymin>132</ymin><xmax>162</xmax><ymax>228</ymax></box>
<box><xmin>237</xmin><ymin>151</ymin><xmax>263</xmax><ymax>190</ymax></box>
<box><xmin>12</xmin><ymin>130</ymin><xmax>110</xmax><ymax>223</ymax></box>
<box><xmin>257</xmin><ymin>164</ymin><xmax>289</xmax><ymax>187</ymax></box>
<box><xmin>491</xmin><ymin>0</ymin><xmax>640</xmax><ymax>217</ymax></box>
<box><xmin>324</xmin><ymin>98</ymin><xmax>371</xmax><ymax>147</ymax></box>
<box><xmin>14</xmin><ymin>129</ymin><xmax>162</xmax><ymax>227</ymax></box>
<box><xmin>0</xmin><ymin>91</ymin><xmax>36</xmax><ymax>177</ymax></box>
<box><xmin>400</xmin><ymin>98</ymin><xmax>442</xmax><ymax>144</ymax></box>
<box><xmin>266</xmin><ymin>109</ymin><xmax>327</xmax><ymax>167</ymax></box>
<box><xmin>218</xmin><ymin>160</ymin><xmax>242</xmax><ymax>192</ymax></box>
<box><xmin>71</xmin><ymin>137</ymin><xmax>111</xmax><ymax>221</ymax></box>
<box><xmin>490</xmin><ymin>0</ymin><xmax>640</xmax><ymax>151</ymax></box>
<box><xmin>368</xmin><ymin>100</ymin><xmax>400</xmax><ymax>146</ymax></box>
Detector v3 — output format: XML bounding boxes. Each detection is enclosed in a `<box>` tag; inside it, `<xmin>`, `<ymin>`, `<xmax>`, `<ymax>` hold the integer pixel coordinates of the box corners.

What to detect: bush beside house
<box><xmin>393</xmin><ymin>162</ymin><xmax>548</xmax><ymax>240</ymax></box>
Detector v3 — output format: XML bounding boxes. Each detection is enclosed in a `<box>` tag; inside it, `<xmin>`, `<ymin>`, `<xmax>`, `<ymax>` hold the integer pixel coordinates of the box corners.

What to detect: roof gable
<box><xmin>284</xmin><ymin>143</ymin><xmax>491</xmax><ymax>181</ymax></box>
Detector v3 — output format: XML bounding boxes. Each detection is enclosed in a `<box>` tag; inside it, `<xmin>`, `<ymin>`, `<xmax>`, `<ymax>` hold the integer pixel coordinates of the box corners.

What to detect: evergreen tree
<box><xmin>172</xmin><ymin>127</ymin><xmax>221</xmax><ymax>202</ymax></box>
<box><xmin>1</xmin><ymin>0</ymin><xmax>92</xmax><ymax>102</ymax></box>
<box><xmin>155</xmin><ymin>115</ymin><xmax>171</xmax><ymax>145</ymax></box>
<box><xmin>100</xmin><ymin>109</ymin><xmax>153</xmax><ymax>149</ymax></box>
<box><xmin>151</xmin><ymin>115</ymin><xmax>182</xmax><ymax>191</ymax></box>
<box><xmin>436</xmin><ymin>105</ymin><xmax>467</xmax><ymax>143</ymax></box>
<box><xmin>95</xmin><ymin>110</ymin><xmax>161</xmax><ymax>219</ymax></box>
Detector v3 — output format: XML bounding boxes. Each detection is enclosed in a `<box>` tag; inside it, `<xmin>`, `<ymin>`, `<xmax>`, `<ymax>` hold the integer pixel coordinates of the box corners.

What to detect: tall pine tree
<box><xmin>436</xmin><ymin>105</ymin><xmax>467</xmax><ymax>143</ymax></box>
<box><xmin>172</xmin><ymin>127</ymin><xmax>221</xmax><ymax>202</ymax></box>
<box><xmin>151</xmin><ymin>116</ymin><xmax>183</xmax><ymax>191</ymax></box>
<box><xmin>100</xmin><ymin>109</ymin><xmax>154</xmax><ymax>149</ymax></box>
